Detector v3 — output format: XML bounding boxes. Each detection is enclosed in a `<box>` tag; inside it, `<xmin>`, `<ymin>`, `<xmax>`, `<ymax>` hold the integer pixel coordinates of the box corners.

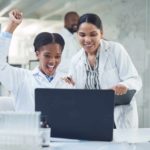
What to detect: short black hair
<box><xmin>33</xmin><ymin>32</ymin><xmax>65</xmax><ymax>52</ymax></box>
<box><xmin>77</xmin><ymin>13</ymin><xmax>103</xmax><ymax>32</ymax></box>
<box><xmin>64</xmin><ymin>11</ymin><xmax>79</xmax><ymax>21</ymax></box>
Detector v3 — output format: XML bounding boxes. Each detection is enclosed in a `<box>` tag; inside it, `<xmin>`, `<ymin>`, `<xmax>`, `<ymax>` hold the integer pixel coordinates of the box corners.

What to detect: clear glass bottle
<box><xmin>40</xmin><ymin>116</ymin><xmax>50</xmax><ymax>147</ymax></box>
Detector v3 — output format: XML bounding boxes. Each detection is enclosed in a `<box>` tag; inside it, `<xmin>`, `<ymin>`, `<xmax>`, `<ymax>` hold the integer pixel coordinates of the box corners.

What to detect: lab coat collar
<box><xmin>98</xmin><ymin>39</ymin><xmax>110</xmax><ymax>79</ymax></box>
<box><xmin>33</xmin><ymin>66</ymin><xmax>57</xmax><ymax>78</ymax></box>
<box><xmin>61</xmin><ymin>28</ymin><xmax>73</xmax><ymax>37</ymax></box>
<box><xmin>32</xmin><ymin>66</ymin><xmax>66</xmax><ymax>88</ymax></box>
<box><xmin>82</xmin><ymin>39</ymin><xmax>110</xmax><ymax>81</ymax></box>
<box><xmin>32</xmin><ymin>66</ymin><xmax>45</xmax><ymax>78</ymax></box>
<box><xmin>100</xmin><ymin>39</ymin><xmax>111</xmax><ymax>52</ymax></box>
<box><xmin>61</xmin><ymin>28</ymin><xmax>77</xmax><ymax>38</ymax></box>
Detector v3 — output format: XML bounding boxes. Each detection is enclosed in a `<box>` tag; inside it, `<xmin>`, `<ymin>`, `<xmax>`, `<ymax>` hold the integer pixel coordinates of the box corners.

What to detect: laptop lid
<box><xmin>35</xmin><ymin>89</ymin><xmax>114</xmax><ymax>141</ymax></box>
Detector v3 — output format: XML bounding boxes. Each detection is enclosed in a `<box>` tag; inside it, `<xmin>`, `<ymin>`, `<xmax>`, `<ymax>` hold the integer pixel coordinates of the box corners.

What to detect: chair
<box><xmin>0</xmin><ymin>96</ymin><xmax>15</xmax><ymax>111</ymax></box>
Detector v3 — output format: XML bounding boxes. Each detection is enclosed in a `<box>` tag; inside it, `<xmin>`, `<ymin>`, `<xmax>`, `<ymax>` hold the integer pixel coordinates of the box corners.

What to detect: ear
<box><xmin>35</xmin><ymin>51</ymin><xmax>39</xmax><ymax>56</ymax></box>
<box><xmin>100</xmin><ymin>31</ymin><xmax>104</xmax><ymax>38</ymax></box>
<box><xmin>35</xmin><ymin>51</ymin><xmax>40</xmax><ymax>60</ymax></box>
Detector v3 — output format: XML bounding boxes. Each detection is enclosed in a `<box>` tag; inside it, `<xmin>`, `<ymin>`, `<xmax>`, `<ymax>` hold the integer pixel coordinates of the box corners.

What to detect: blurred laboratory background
<box><xmin>0</xmin><ymin>0</ymin><xmax>149</xmax><ymax>128</ymax></box>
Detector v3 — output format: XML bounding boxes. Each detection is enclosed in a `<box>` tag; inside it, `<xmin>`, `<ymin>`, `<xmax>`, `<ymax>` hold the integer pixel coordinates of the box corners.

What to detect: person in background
<box><xmin>58</xmin><ymin>11</ymin><xmax>81</xmax><ymax>73</ymax></box>
<box><xmin>0</xmin><ymin>9</ymin><xmax>73</xmax><ymax>112</ymax></box>
<box><xmin>65</xmin><ymin>13</ymin><xmax>142</xmax><ymax>128</ymax></box>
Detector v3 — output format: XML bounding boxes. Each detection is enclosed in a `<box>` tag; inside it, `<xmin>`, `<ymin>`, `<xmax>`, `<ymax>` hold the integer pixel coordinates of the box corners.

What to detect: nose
<box><xmin>84</xmin><ymin>36</ymin><xmax>91</xmax><ymax>43</ymax></box>
<box><xmin>49</xmin><ymin>57</ymin><xmax>56</xmax><ymax>65</ymax></box>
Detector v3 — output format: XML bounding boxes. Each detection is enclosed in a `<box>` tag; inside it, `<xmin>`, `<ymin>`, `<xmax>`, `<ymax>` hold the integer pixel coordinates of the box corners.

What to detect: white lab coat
<box><xmin>57</xmin><ymin>28</ymin><xmax>80</xmax><ymax>73</ymax></box>
<box><xmin>0</xmin><ymin>32</ymin><xmax>73</xmax><ymax>112</ymax></box>
<box><xmin>68</xmin><ymin>39</ymin><xmax>142</xmax><ymax>128</ymax></box>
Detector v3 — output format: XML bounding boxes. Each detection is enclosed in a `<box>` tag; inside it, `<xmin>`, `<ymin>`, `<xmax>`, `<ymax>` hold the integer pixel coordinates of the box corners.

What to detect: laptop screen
<box><xmin>35</xmin><ymin>88</ymin><xmax>114</xmax><ymax>141</ymax></box>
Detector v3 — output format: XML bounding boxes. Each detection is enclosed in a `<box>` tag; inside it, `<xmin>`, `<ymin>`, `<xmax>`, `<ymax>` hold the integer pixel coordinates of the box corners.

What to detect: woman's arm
<box><xmin>0</xmin><ymin>9</ymin><xmax>25</xmax><ymax>94</ymax></box>
<box><xmin>6</xmin><ymin>9</ymin><xmax>23</xmax><ymax>33</ymax></box>
<box><xmin>0</xmin><ymin>9</ymin><xmax>23</xmax><ymax>64</ymax></box>
<box><xmin>112</xmin><ymin>43</ymin><xmax>142</xmax><ymax>95</ymax></box>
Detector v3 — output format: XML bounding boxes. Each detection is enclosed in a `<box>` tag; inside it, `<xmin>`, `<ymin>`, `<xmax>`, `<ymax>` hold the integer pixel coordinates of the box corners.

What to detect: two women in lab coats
<box><xmin>65</xmin><ymin>13</ymin><xmax>142</xmax><ymax>128</ymax></box>
<box><xmin>0</xmin><ymin>9</ymin><xmax>72</xmax><ymax>111</ymax></box>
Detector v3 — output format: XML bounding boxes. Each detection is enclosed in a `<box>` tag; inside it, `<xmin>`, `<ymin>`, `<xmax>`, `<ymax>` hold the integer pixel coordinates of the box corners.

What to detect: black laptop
<box><xmin>35</xmin><ymin>89</ymin><xmax>115</xmax><ymax>141</ymax></box>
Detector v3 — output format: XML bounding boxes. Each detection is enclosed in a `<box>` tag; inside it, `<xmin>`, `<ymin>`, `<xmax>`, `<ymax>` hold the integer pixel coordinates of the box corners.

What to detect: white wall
<box><xmin>100</xmin><ymin>0</ymin><xmax>149</xmax><ymax>128</ymax></box>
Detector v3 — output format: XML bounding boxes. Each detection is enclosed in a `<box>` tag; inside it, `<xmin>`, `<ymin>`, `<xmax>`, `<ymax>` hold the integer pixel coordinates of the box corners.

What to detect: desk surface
<box><xmin>44</xmin><ymin>128</ymin><xmax>150</xmax><ymax>150</ymax></box>
<box><xmin>113</xmin><ymin>128</ymin><xmax>150</xmax><ymax>143</ymax></box>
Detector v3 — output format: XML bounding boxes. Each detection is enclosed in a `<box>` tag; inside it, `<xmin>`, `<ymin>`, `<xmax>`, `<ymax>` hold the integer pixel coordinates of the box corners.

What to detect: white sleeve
<box><xmin>0</xmin><ymin>32</ymin><xmax>12</xmax><ymax>65</ymax></box>
<box><xmin>0</xmin><ymin>32</ymin><xmax>28</xmax><ymax>95</ymax></box>
<box><xmin>114</xmin><ymin>43</ymin><xmax>142</xmax><ymax>92</ymax></box>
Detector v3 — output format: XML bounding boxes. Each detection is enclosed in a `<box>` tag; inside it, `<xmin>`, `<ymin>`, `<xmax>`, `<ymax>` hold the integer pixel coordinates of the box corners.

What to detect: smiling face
<box><xmin>36</xmin><ymin>43</ymin><xmax>62</xmax><ymax>76</ymax></box>
<box><xmin>65</xmin><ymin>13</ymin><xmax>79</xmax><ymax>33</ymax></box>
<box><xmin>77</xmin><ymin>22</ymin><xmax>103</xmax><ymax>55</ymax></box>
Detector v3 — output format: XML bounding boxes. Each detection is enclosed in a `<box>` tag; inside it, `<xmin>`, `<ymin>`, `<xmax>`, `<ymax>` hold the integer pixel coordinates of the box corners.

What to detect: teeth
<box><xmin>48</xmin><ymin>65</ymin><xmax>54</xmax><ymax>69</ymax></box>
<box><xmin>85</xmin><ymin>45</ymin><xmax>92</xmax><ymax>47</ymax></box>
<box><xmin>84</xmin><ymin>44</ymin><xmax>92</xmax><ymax>46</ymax></box>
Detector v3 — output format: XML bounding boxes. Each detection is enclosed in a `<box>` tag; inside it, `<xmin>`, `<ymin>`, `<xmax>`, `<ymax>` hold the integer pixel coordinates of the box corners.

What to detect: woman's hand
<box><xmin>6</xmin><ymin>9</ymin><xmax>23</xmax><ymax>33</ymax></box>
<box><xmin>62</xmin><ymin>76</ymin><xmax>75</xmax><ymax>86</ymax></box>
<box><xmin>9</xmin><ymin>9</ymin><xmax>23</xmax><ymax>25</ymax></box>
<box><xmin>112</xmin><ymin>84</ymin><xmax>128</xmax><ymax>95</ymax></box>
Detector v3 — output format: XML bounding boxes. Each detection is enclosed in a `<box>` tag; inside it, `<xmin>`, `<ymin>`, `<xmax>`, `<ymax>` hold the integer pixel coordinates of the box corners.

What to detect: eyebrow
<box><xmin>78</xmin><ymin>31</ymin><xmax>98</xmax><ymax>34</ymax></box>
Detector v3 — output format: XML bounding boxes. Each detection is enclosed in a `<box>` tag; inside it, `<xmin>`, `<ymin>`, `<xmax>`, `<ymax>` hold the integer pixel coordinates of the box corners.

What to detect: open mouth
<box><xmin>47</xmin><ymin>64</ymin><xmax>55</xmax><ymax>72</ymax></box>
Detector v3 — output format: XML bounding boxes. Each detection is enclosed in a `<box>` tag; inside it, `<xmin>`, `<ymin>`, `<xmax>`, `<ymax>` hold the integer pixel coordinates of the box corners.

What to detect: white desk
<box><xmin>43</xmin><ymin>128</ymin><xmax>150</xmax><ymax>150</ymax></box>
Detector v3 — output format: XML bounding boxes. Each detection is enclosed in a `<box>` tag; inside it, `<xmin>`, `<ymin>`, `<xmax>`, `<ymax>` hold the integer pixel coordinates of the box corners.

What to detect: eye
<box><xmin>90</xmin><ymin>32</ymin><xmax>98</xmax><ymax>37</ymax></box>
<box><xmin>79</xmin><ymin>32</ymin><xmax>85</xmax><ymax>37</ymax></box>
<box><xmin>44</xmin><ymin>54</ymin><xmax>51</xmax><ymax>59</ymax></box>
<box><xmin>55</xmin><ymin>55</ymin><xmax>61</xmax><ymax>59</ymax></box>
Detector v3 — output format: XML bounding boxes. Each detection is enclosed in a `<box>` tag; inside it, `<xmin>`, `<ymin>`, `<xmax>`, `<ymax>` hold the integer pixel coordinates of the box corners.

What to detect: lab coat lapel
<box><xmin>50</xmin><ymin>72</ymin><xmax>61</xmax><ymax>88</ymax></box>
<box><xmin>32</xmin><ymin>67</ymin><xmax>56</xmax><ymax>88</ymax></box>
<box><xmin>99</xmin><ymin>40</ymin><xmax>110</xmax><ymax>81</ymax></box>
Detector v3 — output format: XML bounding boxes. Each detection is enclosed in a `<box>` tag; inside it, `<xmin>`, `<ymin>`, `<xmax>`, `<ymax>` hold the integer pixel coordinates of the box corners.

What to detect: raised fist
<box><xmin>9</xmin><ymin>9</ymin><xmax>23</xmax><ymax>25</ymax></box>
